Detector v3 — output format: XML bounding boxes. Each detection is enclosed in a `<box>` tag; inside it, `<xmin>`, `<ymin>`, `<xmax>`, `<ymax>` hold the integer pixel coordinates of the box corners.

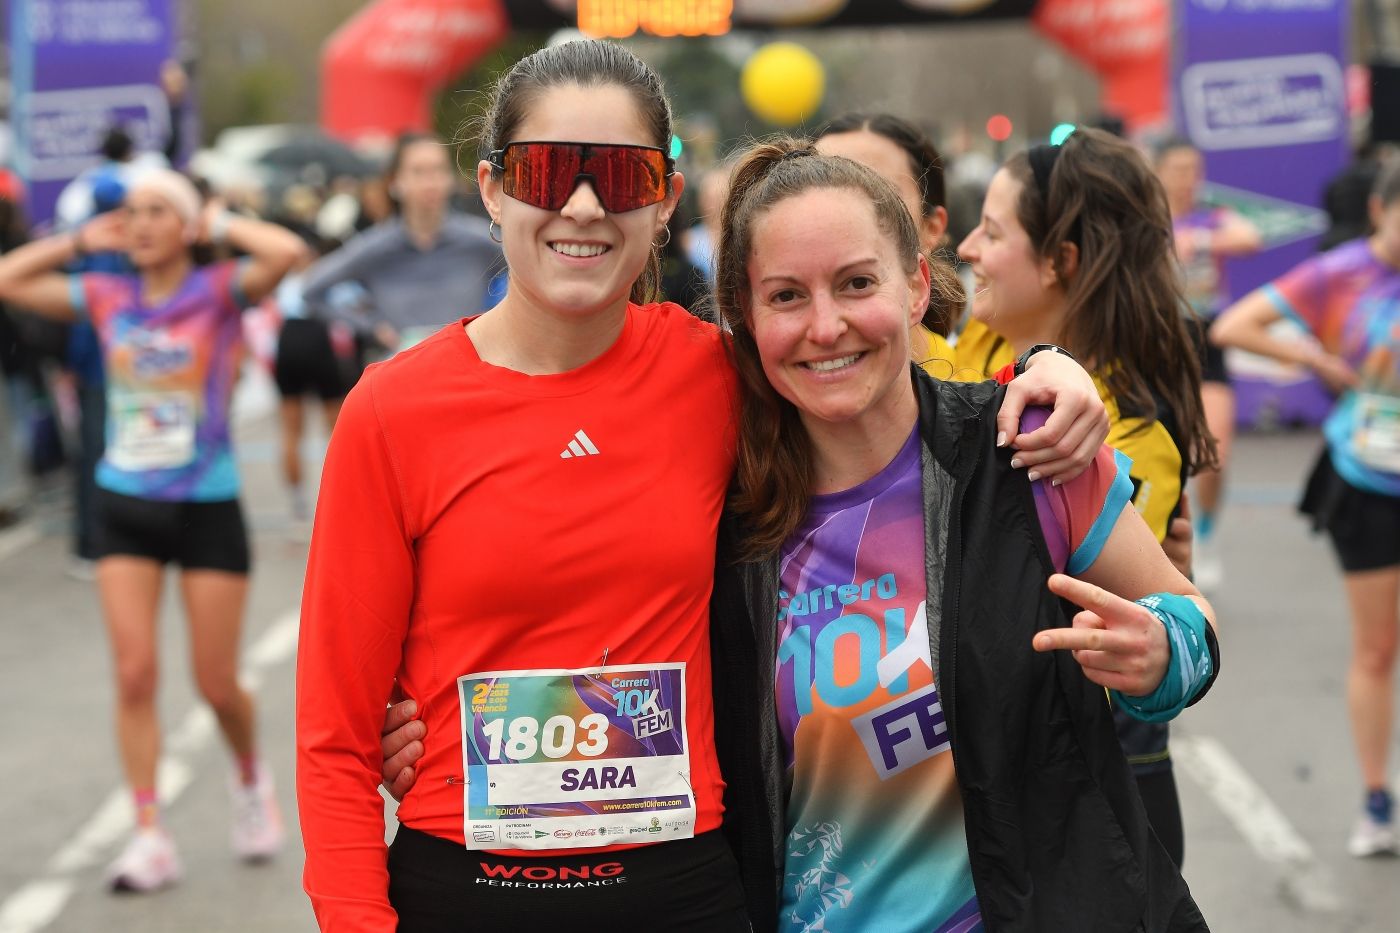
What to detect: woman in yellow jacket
<box><xmin>952</xmin><ymin>127</ymin><xmax>1217</xmax><ymax>866</ymax></box>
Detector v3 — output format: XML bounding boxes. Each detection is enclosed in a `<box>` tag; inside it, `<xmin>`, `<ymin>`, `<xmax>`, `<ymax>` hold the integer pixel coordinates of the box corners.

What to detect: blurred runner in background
<box><xmin>1155</xmin><ymin>137</ymin><xmax>1261</xmax><ymax>593</ymax></box>
<box><xmin>1213</xmin><ymin>161</ymin><xmax>1400</xmax><ymax>858</ymax></box>
<box><xmin>0</xmin><ymin>170</ymin><xmax>305</xmax><ymax>892</ymax></box>
<box><xmin>300</xmin><ymin>133</ymin><xmax>501</xmax><ymax>358</ymax></box>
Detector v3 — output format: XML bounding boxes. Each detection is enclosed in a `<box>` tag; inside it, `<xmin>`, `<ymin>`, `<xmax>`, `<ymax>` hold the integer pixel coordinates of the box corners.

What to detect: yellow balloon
<box><xmin>741</xmin><ymin>42</ymin><xmax>826</xmax><ymax>127</ymax></box>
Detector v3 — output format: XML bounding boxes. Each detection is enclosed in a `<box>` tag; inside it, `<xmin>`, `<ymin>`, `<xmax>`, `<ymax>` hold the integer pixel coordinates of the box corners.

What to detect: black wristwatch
<box><xmin>1014</xmin><ymin>343</ymin><xmax>1077</xmax><ymax>377</ymax></box>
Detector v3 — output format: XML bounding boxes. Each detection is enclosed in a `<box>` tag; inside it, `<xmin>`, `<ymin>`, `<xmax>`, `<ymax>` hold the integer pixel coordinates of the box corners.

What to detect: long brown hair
<box><xmin>716</xmin><ymin>137</ymin><xmax>924</xmax><ymax>559</ymax></box>
<box><xmin>1006</xmin><ymin>127</ymin><xmax>1218</xmax><ymax>474</ymax></box>
<box><xmin>472</xmin><ymin>39</ymin><xmax>674</xmax><ymax>304</ymax></box>
<box><xmin>815</xmin><ymin>112</ymin><xmax>964</xmax><ymax>337</ymax></box>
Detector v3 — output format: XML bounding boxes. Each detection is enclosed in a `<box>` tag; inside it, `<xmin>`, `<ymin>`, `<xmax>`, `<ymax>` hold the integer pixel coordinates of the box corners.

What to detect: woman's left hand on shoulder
<box><xmin>1034</xmin><ymin>573</ymin><xmax>1170</xmax><ymax>696</ymax></box>
<box><xmin>996</xmin><ymin>353</ymin><xmax>1109</xmax><ymax>485</ymax></box>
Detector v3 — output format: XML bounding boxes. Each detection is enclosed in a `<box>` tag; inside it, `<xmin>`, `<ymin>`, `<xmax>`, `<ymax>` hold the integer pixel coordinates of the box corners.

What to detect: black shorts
<box><xmin>1299</xmin><ymin>448</ymin><xmax>1400</xmax><ymax>572</ymax></box>
<box><xmin>1186</xmin><ymin>314</ymin><xmax>1230</xmax><ymax>385</ymax></box>
<box><xmin>274</xmin><ymin>318</ymin><xmax>346</xmax><ymax>401</ymax></box>
<box><xmin>388</xmin><ymin>826</ymin><xmax>749</xmax><ymax>932</ymax></box>
<box><xmin>95</xmin><ymin>489</ymin><xmax>250</xmax><ymax>573</ymax></box>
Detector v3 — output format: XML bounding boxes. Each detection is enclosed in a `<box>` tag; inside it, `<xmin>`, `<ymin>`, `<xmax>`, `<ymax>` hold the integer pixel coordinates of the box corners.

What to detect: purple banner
<box><xmin>1173</xmin><ymin>0</ymin><xmax>1350</xmax><ymax>427</ymax></box>
<box><xmin>10</xmin><ymin>0</ymin><xmax>177</xmax><ymax>228</ymax></box>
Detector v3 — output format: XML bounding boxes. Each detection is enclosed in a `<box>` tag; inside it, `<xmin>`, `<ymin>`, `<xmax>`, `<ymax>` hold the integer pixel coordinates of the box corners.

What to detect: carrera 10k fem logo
<box><xmin>778</xmin><ymin>573</ymin><xmax>950</xmax><ymax>780</ymax></box>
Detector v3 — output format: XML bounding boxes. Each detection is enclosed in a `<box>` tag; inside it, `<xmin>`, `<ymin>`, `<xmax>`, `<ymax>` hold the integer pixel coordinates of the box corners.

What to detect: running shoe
<box><xmin>107</xmin><ymin>828</ymin><xmax>182</xmax><ymax>893</ymax></box>
<box><xmin>288</xmin><ymin>485</ymin><xmax>310</xmax><ymax>523</ymax></box>
<box><xmin>1348</xmin><ymin>789</ymin><xmax>1398</xmax><ymax>858</ymax></box>
<box><xmin>1192</xmin><ymin>526</ymin><xmax>1224</xmax><ymax>594</ymax></box>
<box><xmin>229</xmin><ymin>763</ymin><xmax>284</xmax><ymax>861</ymax></box>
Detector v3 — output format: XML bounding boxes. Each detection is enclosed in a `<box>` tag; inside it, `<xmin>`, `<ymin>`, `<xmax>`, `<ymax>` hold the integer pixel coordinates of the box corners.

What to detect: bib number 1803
<box><xmin>480</xmin><ymin>713</ymin><xmax>610</xmax><ymax>761</ymax></box>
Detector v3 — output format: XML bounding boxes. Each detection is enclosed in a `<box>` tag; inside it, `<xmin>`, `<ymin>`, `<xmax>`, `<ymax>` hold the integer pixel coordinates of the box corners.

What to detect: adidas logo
<box><xmin>560</xmin><ymin>429</ymin><xmax>600</xmax><ymax>459</ymax></box>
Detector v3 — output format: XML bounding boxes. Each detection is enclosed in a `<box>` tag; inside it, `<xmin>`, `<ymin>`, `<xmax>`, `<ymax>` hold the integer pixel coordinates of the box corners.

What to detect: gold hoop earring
<box><xmin>654</xmin><ymin>226</ymin><xmax>671</xmax><ymax>249</ymax></box>
<box><xmin>489</xmin><ymin>220</ymin><xmax>502</xmax><ymax>244</ymax></box>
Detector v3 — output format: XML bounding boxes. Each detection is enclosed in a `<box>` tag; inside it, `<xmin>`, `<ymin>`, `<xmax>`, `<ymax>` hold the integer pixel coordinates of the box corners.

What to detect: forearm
<box><xmin>297</xmin><ymin>378</ymin><xmax>413</xmax><ymax>930</ymax></box>
<box><xmin>221</xmin><ymin>214</ymin><xmax>307</xmax><ymax>306</ymax></box>
<box><xmin>1210</xmin><ymin>217</ymin><xmax>1263</xmax><ymax>257</ymax></box>
<box><xmin>0</xmin><ymin>234</ymin><xmax>79</xmax><ymax>298</ymax></box>
<box><xmin>1213</xmin><ymin>228</ymin><xmax>1262</xmax><ymax>257</ymax></box>
<box><xmin>300</xmin><ymin>242</ymin><xmax>370</xmax><ymax>309</ymax></box>
<box><xmin>0</xmin><ymin>234</ymin><xmax>83</xmax><ymax>320</ymax></box>
<box><xmin>223</xmin><ymin>214</ymin><xmax>305</xmax><ymax>269</ymax></box>
<box><xmin>1209</xmin><ymin>294</ymin><xmax>1308</xmax><ymax>363</ymax></box>
<box><xmin>1226</xmin><ymin>329</ymin><xmax>1313</xmax><ymax>366</ymax></box>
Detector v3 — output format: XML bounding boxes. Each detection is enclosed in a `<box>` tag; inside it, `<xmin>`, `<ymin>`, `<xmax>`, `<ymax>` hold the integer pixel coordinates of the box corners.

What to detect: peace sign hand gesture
<box><xmin>1033</xmin><ymin>573</ymin><xmax>1171</xmax><ymax>698</ymax></box>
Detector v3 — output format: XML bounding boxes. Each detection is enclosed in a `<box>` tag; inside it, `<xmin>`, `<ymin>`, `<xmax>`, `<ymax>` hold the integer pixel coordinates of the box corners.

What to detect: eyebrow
<box><xmin>758</xmin><ymin>257</ymin><xmax>880</xmax><ymax>285</ymax></box>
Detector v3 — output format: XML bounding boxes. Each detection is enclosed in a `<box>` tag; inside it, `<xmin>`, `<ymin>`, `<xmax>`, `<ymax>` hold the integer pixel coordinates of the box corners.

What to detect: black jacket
<box><xmin>710</xmin><ymin>368</ymin><xmax>1209</xmax><ymax>932</ymax></box>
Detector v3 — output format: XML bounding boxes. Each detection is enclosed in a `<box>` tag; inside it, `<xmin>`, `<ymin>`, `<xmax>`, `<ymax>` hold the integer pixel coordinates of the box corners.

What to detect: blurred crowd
<box><xmin>0</xmin><ymin>92</ymin><xmax>1393</xmax><ymax>570</ymax></box>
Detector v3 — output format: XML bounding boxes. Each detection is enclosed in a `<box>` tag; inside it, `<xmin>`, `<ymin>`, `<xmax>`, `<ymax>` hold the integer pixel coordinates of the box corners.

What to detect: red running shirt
<box><xmin>296</xmin><ymin>304</ymin><xmax>738</xmax><ymax>931</ymax></box>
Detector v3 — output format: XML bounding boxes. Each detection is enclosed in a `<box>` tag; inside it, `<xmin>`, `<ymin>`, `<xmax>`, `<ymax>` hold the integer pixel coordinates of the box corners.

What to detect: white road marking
<box><xmin>0</xmin><ymin>881</ymin><xmax>72</xmax><ymax>933</ymax></box>
<box><xmin>1173</xmin><ymin>733</ymin><xmax>1343</xmax><ymax>914</ymax></box>
<box><xmin>0</xmin><ymin>610</ymin><xmax>300</xmax><ymax>933</ymax></box>
<box><xmin>0</xmin><ymin>520</ymin><xmax>40</xmax><ymax>566</ymax></box>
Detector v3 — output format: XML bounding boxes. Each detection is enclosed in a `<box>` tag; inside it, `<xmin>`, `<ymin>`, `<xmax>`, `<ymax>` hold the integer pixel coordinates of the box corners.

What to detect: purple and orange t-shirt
<box><xmin>71</xmin><ymin>260</ymin><xmax>249</xmax><ymax>501</ymax></box>
<box><xmin>775</xmin><ymin>414</ymin><xmax>1131</xmax><ymax>933</ymax></box>
<box><xmin>1263</xmin><ymin>239</ymin><xmax>1400</xmax><ymax>496</ymax></box>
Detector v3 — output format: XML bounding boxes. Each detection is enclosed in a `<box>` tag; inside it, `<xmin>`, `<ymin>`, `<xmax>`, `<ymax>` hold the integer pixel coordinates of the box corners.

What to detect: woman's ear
<box><xmin>1058</xmin><ymin>241</ymin><xmax>1080</xmax><ymax>280</ymax></box>
<box><xmin>659</xmin><ymin>171</ymin><xmax>686</xmax><ymax>229</ymax></box>
<box><xmin>921</xmin><ymin>205</ymin><xmax>949</xmax><ymax>251</ymax></box>
<box><xmin>478</xmin><ymin>160</ymin><xmax>501</xmax><ymax>223</ymax></box>
<box><xmin>909</xmin><ymin>253</ymin><xmax>932</xmax><ymax>329</ymax></box>
<box><xmin>1041</xmin><ymin>241</ymin><xmax>1079</xmax><ymax>287</ymax></box>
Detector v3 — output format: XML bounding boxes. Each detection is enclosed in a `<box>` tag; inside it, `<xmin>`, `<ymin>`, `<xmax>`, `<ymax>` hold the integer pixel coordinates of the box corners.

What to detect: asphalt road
<box><xmin>1</xmin><ymin>385</ymin><xmax>1397</xmax><ymax>932</ymax></box>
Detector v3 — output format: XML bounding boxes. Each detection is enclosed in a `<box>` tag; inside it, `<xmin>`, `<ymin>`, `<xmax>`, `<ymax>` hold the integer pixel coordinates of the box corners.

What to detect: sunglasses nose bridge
<box><xmin>559</xmin><ymin>172</ymin><xmax>607</xmax><ymax>214</ymax></box>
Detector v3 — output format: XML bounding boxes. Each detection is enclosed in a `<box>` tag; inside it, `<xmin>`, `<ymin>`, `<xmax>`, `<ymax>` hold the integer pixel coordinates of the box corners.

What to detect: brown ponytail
<box><xmin>1007</xmin><ymin>127</ymin><xmax>1218</xmax><ymax>475</ymax></box>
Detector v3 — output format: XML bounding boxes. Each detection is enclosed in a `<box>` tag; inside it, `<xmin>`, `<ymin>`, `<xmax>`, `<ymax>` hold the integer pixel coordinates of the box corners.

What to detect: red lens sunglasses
<box><xmin>488</xmin><ymin>141</ymin><xmax>674</xmax><ymax>214</ymax></box>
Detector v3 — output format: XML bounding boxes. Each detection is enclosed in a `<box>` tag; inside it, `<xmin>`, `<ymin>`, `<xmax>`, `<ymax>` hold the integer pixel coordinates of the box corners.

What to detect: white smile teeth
<box><xmin>551</xmin><ymin>242</ymin><xmax>609</xmax><ymax>258</ymax></box>
<box><xmin>805</xmin><ymin>354</ymin><xmax>862</xmax><ymax>372</ymax></box>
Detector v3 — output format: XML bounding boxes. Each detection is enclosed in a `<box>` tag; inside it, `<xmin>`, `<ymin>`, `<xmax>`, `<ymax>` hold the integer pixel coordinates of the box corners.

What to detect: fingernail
<box><xmin>996</xmin><ymin>431</ymin><xmax>1007</xmax><ymax>448</ymax></box>
<box><xmin>409</xmin><ymin>721</ymin><xmax>425</xmax><ymax>738</ymax></box>
<box><xmin>1010</xmin><ymin>457</ymin><xmax>1024</xmax><ymax>469</ymax></box>
<box><xmin>403</xmin><ymin>700</ymin><xmax>416</xmax><ymax>715</ymax></box>
<box><xmin>1027</xmin><ymin>470</ymin><xmax>1042</xmax><ymax>482</ymax></box>
<box><xmin>1051</xmin><ymin>477</ymin><xmax>1062</xmax><ymax>487</ymax></box>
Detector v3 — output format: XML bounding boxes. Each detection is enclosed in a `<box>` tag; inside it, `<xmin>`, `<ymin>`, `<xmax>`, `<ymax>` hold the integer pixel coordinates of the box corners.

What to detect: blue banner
<box><xmin>9</xmin><ymin>0</ymin><xmax>177</xmax><ymax>227</ymax></box>
<box><xmin>1173</xmin><ymin>0</ymin><xmax>1350</xmax><ymax>426</ymax></box>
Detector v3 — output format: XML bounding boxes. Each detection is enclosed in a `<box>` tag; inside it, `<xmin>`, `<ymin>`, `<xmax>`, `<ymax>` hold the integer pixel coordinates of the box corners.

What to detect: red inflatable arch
<box><xmin>321</xmin><ymin>0</ymin><xmax>1169</xmax><ymax>141</ymax></box>
<box><xmin>320</xmin><ymin>0</ymin><xmax>509</xmax><ymax>144</ymax></box>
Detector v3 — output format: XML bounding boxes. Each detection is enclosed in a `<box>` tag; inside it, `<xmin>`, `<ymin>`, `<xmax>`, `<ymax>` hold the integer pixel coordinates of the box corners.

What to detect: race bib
<box><xmin>459</xmin><ymin>664</ymin><xmax>695</xmax><ymax>851</ymax></box>
<box><xmin>108</xmin><ymin>392</ymin><xmax>196</xmax><ymax>471</ymax></box>
<box><xmin>1354</xmin><ymin>392</ymin><xmax>1400</xmax><ymax>473</ymax></box>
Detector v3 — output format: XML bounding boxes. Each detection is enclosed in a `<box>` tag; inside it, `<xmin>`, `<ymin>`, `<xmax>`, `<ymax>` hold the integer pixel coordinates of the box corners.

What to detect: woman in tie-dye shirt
<box><xmin>711</xmin><ymin>140</ymin><xmax>1219</xmax><ymax>933</ymax></box>
<box><xmin>1212</xmin><ymin>161</ymin><xmax>1400</xmax><ymax>858</ymax></box>
<box><xmin>0</xmin><ymin>169</ymin><xmax>304</xmax><ymax>892</ymax></box>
